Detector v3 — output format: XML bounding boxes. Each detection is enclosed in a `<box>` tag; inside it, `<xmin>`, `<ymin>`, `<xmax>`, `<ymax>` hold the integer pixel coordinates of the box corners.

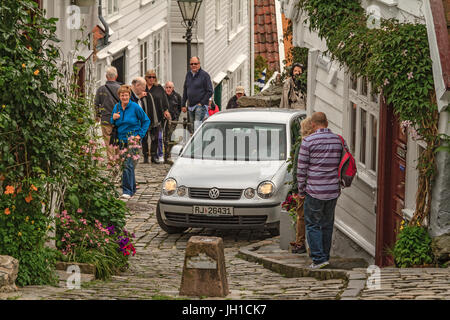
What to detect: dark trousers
<box><xmin>149</xmin><ymin>125</ymin><xmax>160</xmax><ymax>158</ymax></box>
<box><xmin>163</xmin><ymin>120</ymin><xmax>177</xmax><ymax>159</ymax></box>
<box><xmin>304</xmin><ymin>194</ymin><xmax>338</xmax><ymax>264</ymax></box>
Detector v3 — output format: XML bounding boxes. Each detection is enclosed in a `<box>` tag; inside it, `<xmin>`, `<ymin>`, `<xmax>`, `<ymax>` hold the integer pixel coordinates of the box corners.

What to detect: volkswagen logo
<box><xmin>209</xmin><ymin>188</ymin><xmax>220</xmax><ymax>199</ymax></box>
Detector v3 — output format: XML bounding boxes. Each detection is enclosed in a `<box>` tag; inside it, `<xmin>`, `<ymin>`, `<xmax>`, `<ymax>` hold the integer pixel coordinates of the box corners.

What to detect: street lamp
<box><xmin>177</xmin><ymin>0</ymin><xmax>203</xmax><ymax>71</ymax></box>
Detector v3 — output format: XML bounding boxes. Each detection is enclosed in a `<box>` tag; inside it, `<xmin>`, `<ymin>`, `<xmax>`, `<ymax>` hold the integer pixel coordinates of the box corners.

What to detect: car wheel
<box><xmin>156</xmin><ymin>201</ymin><xmax>188</xmax><ymax>234</ymax></box>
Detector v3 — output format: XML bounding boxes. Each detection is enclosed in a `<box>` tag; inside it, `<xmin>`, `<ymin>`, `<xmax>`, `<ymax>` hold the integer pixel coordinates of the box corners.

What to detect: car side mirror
<box><xmin>171</xmin><ymin>144</ymin><xmax>183</xmax><ymax>161</ymax></box>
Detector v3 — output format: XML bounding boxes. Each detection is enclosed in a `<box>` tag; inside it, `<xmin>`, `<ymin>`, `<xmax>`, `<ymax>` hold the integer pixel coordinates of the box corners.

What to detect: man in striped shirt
<box><xmin>297</xmin><ymin>112</ymin><xmax>347</xmax><ymax>269</ymax></box>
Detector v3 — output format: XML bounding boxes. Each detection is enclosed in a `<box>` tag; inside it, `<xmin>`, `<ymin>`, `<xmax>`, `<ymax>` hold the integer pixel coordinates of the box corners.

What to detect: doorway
<box><xmin>376</xmin><ymin>102</ymin><xmax>407</xmax><ymax>266</ymax></box>
<box><xmin>112</xmin><ymin>51</ymin><xmax>126</xmax><ymax>85</ymax></box>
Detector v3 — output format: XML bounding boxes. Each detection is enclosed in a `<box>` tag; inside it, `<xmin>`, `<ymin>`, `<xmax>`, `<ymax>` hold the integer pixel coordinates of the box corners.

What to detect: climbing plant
<box><xmin>295</xmin><ymin>0</ymin><xmax>447</xmax><ymax>226</ymax></box>
<box><xmin>0</xmin><ymin>0</ymin><xmax>129</xmax><ymax>285</ymax></box>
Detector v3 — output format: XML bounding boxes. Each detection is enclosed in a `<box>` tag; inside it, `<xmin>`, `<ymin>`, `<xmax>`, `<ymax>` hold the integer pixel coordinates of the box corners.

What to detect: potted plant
<box><xmin>279</xmin><ymin>193</ymin><xmax>299</xmax><ymax>250</ymax></box>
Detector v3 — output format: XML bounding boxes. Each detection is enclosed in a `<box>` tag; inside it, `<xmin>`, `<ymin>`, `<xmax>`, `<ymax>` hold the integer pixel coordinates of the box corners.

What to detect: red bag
<box><xmin>208</xmin><ymin>104</ymin><xmax>219</xmax><ymax>116</ymax></box>
<box><xmin>338</xmin><ymin>135</ymin><xmax>357</xmax><ymax>188</ymax></box>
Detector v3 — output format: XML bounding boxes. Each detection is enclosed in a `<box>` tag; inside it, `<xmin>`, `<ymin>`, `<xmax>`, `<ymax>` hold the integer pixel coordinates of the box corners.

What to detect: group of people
<box><xmin>280</xmin><ymin>63</ymin><xmax>348</xmax><ymax>269</ymax></box>
<box><xmin>95</xmin><ymin>58</ymin><xmax>346</xmax><ymax>269</ymax></box>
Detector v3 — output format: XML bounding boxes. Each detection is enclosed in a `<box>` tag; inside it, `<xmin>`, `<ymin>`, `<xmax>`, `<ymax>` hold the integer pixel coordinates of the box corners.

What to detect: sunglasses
<box><xmin>190</xmin><ymin>63</ymin><xmax>199</xmax><ymax>65</ymax></box>
<box><xmin>146</xmin><ymin>75</ymin><xmax>157</xmax><ymax>79</ymax></box>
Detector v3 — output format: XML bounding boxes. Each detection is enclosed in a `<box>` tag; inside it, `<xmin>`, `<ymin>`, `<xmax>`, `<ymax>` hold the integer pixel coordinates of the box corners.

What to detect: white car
<box><xmin>157</xmin><ymin>108</ymin><xmax>307</xmax><ymax>235</ymax></box>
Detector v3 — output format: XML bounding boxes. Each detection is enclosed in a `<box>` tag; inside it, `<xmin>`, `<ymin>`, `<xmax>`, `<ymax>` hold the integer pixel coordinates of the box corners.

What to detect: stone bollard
<box><xmin>179</xmin><ymin>236</ymin><xmax>229</xmax><ymax>297</ymax></box>
<box><xmin>0</xmin><ymin>255</ymin><xmax>19</xmax><ymax>293</ymax></box>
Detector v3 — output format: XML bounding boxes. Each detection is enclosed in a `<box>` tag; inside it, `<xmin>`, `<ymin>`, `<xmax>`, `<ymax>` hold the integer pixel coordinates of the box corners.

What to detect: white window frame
<box><xmin>139</xmin><ymin>40</ymin><xmax>149</xmax><ymax>77</ymax></box>
<box><xmin>216</xmin><ymin>0</ymin><xmax>224</xmax><ymax>30</ymax></box>
<box><xmin>229</xmin><ymin>0</ymin><xmax>235</xmax><ymax>34</ymax></box>
<box><xmin>107</xmin><ymin>0</ymin><xmax>119</xmax><ymax>17</ymax></box>
<box><xmin>151</xmin><ymin>27</ymin><xmax>168</xmax><ymax>84</ymax></box>
<box><xmin>228</xmin><ymin>0</ymin><xmax>244</xmax><ymax>40</ymax></box>
<box><xmin>347</xmin><ymin>73</ymin><xmax>380</xmax><ymax>188</ymax></box>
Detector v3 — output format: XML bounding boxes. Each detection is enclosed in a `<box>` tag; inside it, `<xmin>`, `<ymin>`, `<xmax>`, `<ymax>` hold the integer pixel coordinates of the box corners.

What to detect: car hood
<box><xmin>168</xmin><ymin>157</ymin><xmax>286</xmax><ymax>189</ymax></box>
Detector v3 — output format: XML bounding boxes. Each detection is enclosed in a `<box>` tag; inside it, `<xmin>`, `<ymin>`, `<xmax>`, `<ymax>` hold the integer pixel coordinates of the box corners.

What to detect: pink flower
<box><xmin>383</xmin><ymin>78</ymin><xmax>390</xmax><ymax>86</ymax></box>
<box><xmin>407</xmin><ymin>72</ymin><xmax>413</xmax><ymax>80</ymax></box>
<box><xmin>77</xmin><ymin>208</ymin><xmax>83</xmax><ymax>213</ymax></box>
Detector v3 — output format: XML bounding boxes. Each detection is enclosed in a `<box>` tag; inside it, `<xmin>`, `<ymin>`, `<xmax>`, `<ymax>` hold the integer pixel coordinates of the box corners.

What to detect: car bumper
<box><xmin>159</xmin><ymin>199</ymin><xmax>281</xmax><ymax>230</ymax></box>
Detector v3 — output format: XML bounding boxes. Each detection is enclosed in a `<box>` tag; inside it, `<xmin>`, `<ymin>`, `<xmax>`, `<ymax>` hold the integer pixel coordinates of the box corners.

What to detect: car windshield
<box><xmin>182</xmin><ymin>122</ymin><xmax>287</xmax><ymax>161</ymax></box>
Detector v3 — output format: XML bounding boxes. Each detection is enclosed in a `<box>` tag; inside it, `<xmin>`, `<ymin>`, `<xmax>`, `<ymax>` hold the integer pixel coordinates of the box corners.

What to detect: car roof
<box><xmin>206</xmin><ymin>108</ymin><xmax>306</xmax><ymax>124</ymax></box>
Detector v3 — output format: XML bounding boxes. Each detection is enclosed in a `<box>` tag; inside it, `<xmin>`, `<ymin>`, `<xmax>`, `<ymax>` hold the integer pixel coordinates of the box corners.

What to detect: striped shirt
<box><xmin>297</xmin><ymin>128</ymin><xmax>347</xmax><ymax>200</ymax></box>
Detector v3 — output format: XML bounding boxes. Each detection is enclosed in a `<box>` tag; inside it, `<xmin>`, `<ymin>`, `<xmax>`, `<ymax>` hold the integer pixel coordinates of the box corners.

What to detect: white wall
<box><xmin>280</xmin><ymin>0</ymin><xmax>431</xmax><ymax>257</ymax></box>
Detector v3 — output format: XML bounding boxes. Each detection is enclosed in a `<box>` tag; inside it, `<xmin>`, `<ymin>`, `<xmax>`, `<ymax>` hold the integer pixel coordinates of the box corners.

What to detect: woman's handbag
<box><xmin>110</xmin><ymin>125</ymin><xmax>119</xmax><ymax>146</ymax></box>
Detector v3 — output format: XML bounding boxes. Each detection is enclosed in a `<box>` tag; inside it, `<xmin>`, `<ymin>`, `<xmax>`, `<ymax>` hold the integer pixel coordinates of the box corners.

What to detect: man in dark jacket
<box><xmin>226</xmin><ymin>86</ymin><xmax>246</xmax><ymax>109</ymax></box>
<box><xmin>181</xmin><ymin>56</ymin><xmax>213</xmax><ymax>133</ymax></box>
<box><xmin>163</xmin><ymin>81</ymin><xmax>182</xmax><ymax>164</ymax></box>
<box><xmin>94</xmin><ymin>66</ymin><xmax>121</xmax><ymax>160</ymax></box>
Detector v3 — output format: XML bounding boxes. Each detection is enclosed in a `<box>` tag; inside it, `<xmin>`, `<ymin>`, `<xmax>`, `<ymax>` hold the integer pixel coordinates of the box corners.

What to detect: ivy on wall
<box><xmin>295</xmin><ymin>0</ymin><xmax>447</xmax><ymax>226</ymax></box>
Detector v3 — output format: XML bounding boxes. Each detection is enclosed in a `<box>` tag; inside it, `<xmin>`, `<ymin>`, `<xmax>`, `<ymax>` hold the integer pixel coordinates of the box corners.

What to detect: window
<box><xmin>216</xmin><ymin>0</ymin><xmax>222</xmax><ymax>29</ymax></box>
<box><xmin>237</xmin><ymin>0</ymin><xmax>243</xmax><ymax>26</ymax></box>
<box><xmin>153</xmin><ymin>31</ymin><xmax>161</xmax><ymax>79</ymax></box>
<box><xmin>347</xmin><ymin>73</ymin><xmax>380</xmax><ymax>183</ymax></box>
<box><xmin>139</xmin><ymin>41</ymin><xmax>148</xmax><ymax>77</ymax></box>
<box><xmin>107</xmin><ymin>0</ymin><xmax>119</xmax><ymax>17</ymax></box>
<box><xmin>350</xmin><ymin>102</ymin><xmax>357</xmax><ymax>153</ymax></box>
<box><xmin>229</xmin><ymin>0</ymin><xmax>235</xmax><ymax>33</ymax></box>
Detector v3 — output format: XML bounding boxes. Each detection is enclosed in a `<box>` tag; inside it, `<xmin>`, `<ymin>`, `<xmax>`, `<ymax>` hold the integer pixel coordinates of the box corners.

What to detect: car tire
<box><xmin>267</xmin><ymin>225</ymin><xmax>280</xmax><ymax>237</ymax></box>
<box><xmin>156</xmin><ymin>201</ymin><xmax>188</xmax><ymax>234</ymax></box>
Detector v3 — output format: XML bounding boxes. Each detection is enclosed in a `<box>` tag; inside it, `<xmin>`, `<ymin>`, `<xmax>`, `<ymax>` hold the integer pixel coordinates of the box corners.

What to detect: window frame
<box><xmin>139</xmin><ymin>40</ymin><xmax>149</xmax><ymax>78</ymax></box>
<box><xmin>347</xmin><ymin>72</ymin><xmax>380</xmax><ymax>187</ymax></box>
<box><xmin>107</xmin><ymin>0</ymin><xmax>119</xmax><ymax>17</ymax></box>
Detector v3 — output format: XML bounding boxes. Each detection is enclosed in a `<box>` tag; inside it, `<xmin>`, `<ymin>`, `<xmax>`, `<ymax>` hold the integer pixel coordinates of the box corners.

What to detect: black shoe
<box><xmin>143</xmin><ymin>156</ymin><xmax>149</xmax><ymax>164</ymax></box>
<box><xmin>291</xmin><ymin>244</ymin><xmax>307</xmax><ymax>254</ymax></box>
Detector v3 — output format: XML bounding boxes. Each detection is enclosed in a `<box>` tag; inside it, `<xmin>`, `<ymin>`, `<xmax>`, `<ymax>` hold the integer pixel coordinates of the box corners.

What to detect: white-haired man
<box><xmin>94</xmin><ymin>66</ymin><xmax>121</xmax><ymax>159</ymax></box>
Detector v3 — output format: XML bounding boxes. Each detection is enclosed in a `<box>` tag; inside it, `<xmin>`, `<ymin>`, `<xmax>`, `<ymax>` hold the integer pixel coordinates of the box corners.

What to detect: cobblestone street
<box><xmin>4</xmin><ymin>162</ymin><xmax>449</xmax><ymax>301</ymax></box>
<box><xmin>10</xmin><ymin>162</ymin><xmax>348</xmax><ymax>300</ymax></box>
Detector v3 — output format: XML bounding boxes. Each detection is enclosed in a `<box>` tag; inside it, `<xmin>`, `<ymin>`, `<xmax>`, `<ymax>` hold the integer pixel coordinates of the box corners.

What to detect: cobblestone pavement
<box><xmin>5</xmin><ymin>162</ymin><xmax>449</xmax><ymax>300</ymax></box>
<box><xmin>10</xmin><ymin>162</ymin><xmax>347</xmax><ymax>300</ymax></box>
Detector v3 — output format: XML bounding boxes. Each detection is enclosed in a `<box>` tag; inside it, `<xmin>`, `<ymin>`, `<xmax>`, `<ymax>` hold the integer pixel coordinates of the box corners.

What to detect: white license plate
<box><xmin>192</xmin><ymin>206</ymin><xmax>234</xmax><ymax>216</ymax></box>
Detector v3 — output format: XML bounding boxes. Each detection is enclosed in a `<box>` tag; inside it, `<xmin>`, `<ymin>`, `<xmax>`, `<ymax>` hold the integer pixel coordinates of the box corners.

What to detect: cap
<box><xmin>236</xmin><ymin>86</ymin><xmax>245</xmax><ymax>94</ymax></box>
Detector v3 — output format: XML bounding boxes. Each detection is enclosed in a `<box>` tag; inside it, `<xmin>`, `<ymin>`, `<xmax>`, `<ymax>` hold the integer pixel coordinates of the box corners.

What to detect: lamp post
<box><xmin>177</xmin><ymin>0</ymin><xmax>203</xmax><ymax>71</ymax></box>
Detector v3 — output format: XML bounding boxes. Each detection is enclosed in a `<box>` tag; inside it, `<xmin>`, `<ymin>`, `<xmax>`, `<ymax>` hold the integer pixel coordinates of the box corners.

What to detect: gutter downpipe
<box><xmin>98</xmin><ymin>0</ymin><xmax>109</xmax><ymax>48</ymax></box>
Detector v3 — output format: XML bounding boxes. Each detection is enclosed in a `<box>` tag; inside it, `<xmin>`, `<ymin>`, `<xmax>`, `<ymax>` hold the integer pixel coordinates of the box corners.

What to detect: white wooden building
<box><xmin>281</xmin><ymin>0</ymin><xmax>450</xmax><ymax>266</ymax></box>
<box><xmin>169</xmin><ymin>0</ymin><xmax>254</xmax><ymax>109</ymax></box>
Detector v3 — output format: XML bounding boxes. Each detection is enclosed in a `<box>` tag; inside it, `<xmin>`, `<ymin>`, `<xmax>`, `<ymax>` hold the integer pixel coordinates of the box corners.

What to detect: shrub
<box><xmin>393</xmin><ymin>221</ymin><xmax>434</xmax><ymax>268</ymax></box>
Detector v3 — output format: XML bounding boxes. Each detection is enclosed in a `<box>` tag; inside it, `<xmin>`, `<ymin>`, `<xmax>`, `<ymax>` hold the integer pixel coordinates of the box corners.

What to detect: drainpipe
<box><xmin>98</xmin><ymin>0</ymin><xmax>109</xmax><ymax>48</ymax></box>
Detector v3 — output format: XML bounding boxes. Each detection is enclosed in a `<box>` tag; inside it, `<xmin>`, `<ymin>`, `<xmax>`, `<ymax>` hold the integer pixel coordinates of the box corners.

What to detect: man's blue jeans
<box><xmin>304</xmin><ymin>194</ymin><xmax>338</xmax><ymax>264</ymax></box>
<box><xmin>188</xmin><ymin>105</ymin><xmax>207</xmax><ymax>132</ymax></box>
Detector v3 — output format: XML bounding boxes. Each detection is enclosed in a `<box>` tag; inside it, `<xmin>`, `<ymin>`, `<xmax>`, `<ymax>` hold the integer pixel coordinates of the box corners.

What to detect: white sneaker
<box><xmin>308</xmin><ymin>261</ymin><xmax>330</xmax><ymax>269</ymax></box>
<box><xmin>120</xmin><ymin>194</ymin><xmax>131</xmax><ymax>200</ymax></box>
<box><xmin>159</xmin><ymin>156</ymin><xmax>164</xmax><ymax>163</ymax></box>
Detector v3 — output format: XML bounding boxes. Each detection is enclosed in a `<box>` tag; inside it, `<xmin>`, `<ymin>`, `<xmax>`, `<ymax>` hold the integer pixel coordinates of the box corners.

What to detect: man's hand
<box><xmin>112</xmin><ymin>112</ymin><xmax>120</xmax><ymax>120</ymax></box>
<box><xmin>164</xmin><ymin>110</ymin><xmax>171</xmax><ymax>120</ymax></box>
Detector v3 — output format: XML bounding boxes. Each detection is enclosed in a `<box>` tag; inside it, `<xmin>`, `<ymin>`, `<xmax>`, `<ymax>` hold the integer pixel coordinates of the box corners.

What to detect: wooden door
<box><xmin>376</xmin><ymin>103</ymin><xmax>407</xmax><ymax>266</ymax></box>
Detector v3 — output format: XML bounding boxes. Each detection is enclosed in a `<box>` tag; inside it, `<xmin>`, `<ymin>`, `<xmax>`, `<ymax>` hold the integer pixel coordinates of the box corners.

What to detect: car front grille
<box><xmin>164</xmin><ymin>212</ymin><xmax>267</xmax><ymax>227</ymax></box>
<box><xmin>188</xmin><ymin>187</ymin><xmax>242</xmax><ymax>200</ymax></box>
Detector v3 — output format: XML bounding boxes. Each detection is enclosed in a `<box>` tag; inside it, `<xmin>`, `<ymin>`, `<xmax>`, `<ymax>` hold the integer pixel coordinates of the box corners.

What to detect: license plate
<box><xmin>192</xmin><ymin>206</ymin><xmax>234</xmax><ymax>216</ymax></box>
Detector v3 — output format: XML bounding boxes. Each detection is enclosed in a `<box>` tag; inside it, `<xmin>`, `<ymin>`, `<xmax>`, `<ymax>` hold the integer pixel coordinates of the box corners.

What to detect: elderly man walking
<box><xmin>94</xmin><ymin>66</ymin><xmax>121</xmax><ymax>159</ymax></box>
<box><xmin>297</xmin><ymin>112</ymin><xmax>348</xmax><ymax>269</ymax></box>
<box><xmin>181</xmin><ymin>56</ymin><xmax>213</xmax><ymax>133</ymax></box>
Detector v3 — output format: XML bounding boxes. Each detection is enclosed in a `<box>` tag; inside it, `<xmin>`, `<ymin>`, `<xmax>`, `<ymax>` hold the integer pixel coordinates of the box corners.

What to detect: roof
<box><xmin>254</xmin><ymin>0</ymin><xmax>281</xmax><ymax>72</ymax></box>
<box><xmin>206</xmin><ymin>108</ymin><xmax>306</xmax><ymax>124</ymax></box>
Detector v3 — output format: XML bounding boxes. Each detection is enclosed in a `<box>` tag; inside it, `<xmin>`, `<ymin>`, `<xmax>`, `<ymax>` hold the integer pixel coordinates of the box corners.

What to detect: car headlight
<box><xmin>244</xmin><ymin>188</ymin><xmax>256</xmax><ymax>199</ymax></box>
<box><xmin>177</xmin><ymin>185</ymin><xmax>187</xmax><ymax>197</ymax></box>
<box><xmin>163</xmin><ymin>178</ymin><xmax>177</xmax><ymax>196</ymax></box>
<box><xmin>257</xmin><ymin>181</ymin><xmax>275</xmax><ymax>199</ymax></box>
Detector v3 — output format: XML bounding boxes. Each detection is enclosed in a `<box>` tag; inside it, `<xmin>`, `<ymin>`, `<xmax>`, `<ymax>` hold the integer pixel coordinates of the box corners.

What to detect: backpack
<box><xmin>338</xmin><ymin>135</ymin><xmax>357</xmax><ymax>188</ymax></box>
